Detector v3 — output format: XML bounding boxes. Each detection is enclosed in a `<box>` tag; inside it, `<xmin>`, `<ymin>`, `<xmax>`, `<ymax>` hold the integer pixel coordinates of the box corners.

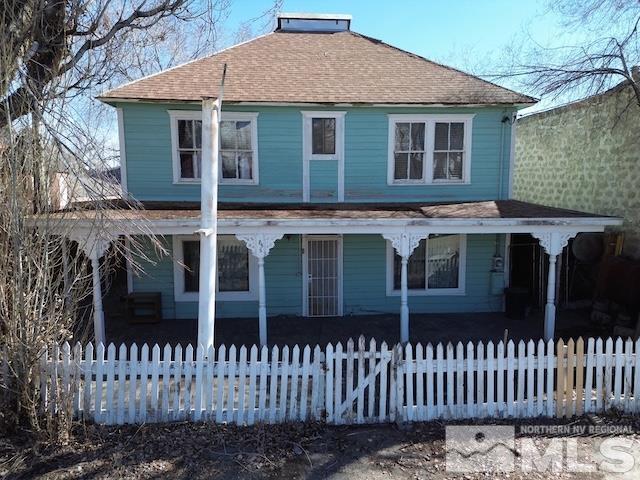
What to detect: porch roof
<box><xmin>47</xmin><ymin>199</ymin><xmax>621</xmax><ymax>235</ymax></box>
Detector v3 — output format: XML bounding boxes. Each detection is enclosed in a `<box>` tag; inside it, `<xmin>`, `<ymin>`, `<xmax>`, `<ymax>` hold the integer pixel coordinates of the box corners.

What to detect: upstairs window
<box><xmin>388</xmin><ymin>114</ymin><xmax>473</xmax><ymax>185</ymax></box>
<box><xmin>169</xmin><ymin>111</ymin><xmax>259</xmax><ymax>184</ymax></box>
<box><xmin>312</xmin><ymin>118</ymin><xmax>336</xmax><ymax>155</ymax></box>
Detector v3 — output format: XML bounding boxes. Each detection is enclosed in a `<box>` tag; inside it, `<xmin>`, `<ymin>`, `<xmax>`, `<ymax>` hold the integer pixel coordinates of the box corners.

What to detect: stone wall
<box><xmin>514</xmin><ymin>87</ymin><xmax>640</xmax><ymax>258</ymax></box>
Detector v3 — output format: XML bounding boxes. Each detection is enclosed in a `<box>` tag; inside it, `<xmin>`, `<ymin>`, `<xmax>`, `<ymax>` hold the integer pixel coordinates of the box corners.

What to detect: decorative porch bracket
<box><xmin>68</xmin><ymin>232</ymin><xmax>115</xmax><ymax>345</ymax></box>
<box><xmin>531</xmin><ymin>231</ymin><xmax>578</xmax><ymax>342</ymax></box>
<box><xmin>382</xmin><ymin>232</ymin><xmax>426</xmax><ymax>343</ymax></box>
<box><xmin>236</xmin><ymin>233</ymin><xmax>284</xmax><ymax>346</ymax></box>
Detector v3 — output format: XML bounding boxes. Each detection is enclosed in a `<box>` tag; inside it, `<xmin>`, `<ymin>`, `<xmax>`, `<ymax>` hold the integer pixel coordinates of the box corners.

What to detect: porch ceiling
<box><xmin>45</xmin><ymin>199</ymin><xmax>621</xmax><ymax>235</ymax></box>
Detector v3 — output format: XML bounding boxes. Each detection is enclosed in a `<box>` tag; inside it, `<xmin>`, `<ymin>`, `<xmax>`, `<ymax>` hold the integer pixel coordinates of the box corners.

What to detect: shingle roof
<box><xmin>100</xmin><ymin>31</ymin><xmax>536</xmax><ymax>105</ymax></box>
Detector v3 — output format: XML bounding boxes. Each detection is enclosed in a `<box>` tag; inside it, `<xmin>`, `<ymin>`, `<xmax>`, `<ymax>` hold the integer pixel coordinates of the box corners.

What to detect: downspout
<box><xmin>507</xmin><ymin>112</ymin><xmax>517</xmax><ymax>199</ymax></box>
<box><xmin>498</xmin><ymin>112</ymin><xmax>508</xmax><ymax>199</ymax></box>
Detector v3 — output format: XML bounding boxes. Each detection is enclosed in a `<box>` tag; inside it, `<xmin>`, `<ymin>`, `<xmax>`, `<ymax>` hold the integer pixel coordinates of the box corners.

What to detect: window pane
<box><xmin>194</xmin><ymin>151</ymin><xmax>202</xmax><ymax>179</ymax></box>
<box><xmin>218</xmin><ymin>239</ymin><xmax>249</xmax><ymax>292</ymax></box>
<box><xmin>393</xmin><ymin>239</ymin><xmax>426</xmax><ymax>290</ymax></box>
<box><xmin>237</xmin><ymin>152</ymin><xmax>253</xmax><ymax>179</ymax></box>
<box><xmin>427</xmin><ymin>235</ymin><xmax>460</xmax><ymax>289</ymax></box>
<box><xmin>178</xmin><ymin>120</ymin><xmax>194</xmax><ymax>148</ymax></box>
<box><xmin>220</xmin><ymin>121</ymin><xmax>236</xmax><ymax>150</ymax></box>
<box><xmin>236</xmin><ymin>121</ymin><xmax>252</xmax><ymax>150</ymax></box>
<box><xmin>394</xmin><ymin>123</ymin><xmax>410</xmax><ymax>151</ymax></box>
<box><xmin>409</xmin><ymin>153</ymin><xmax>423</xmax><ymax>179</ymax></box>
<box><xmin>183</xmin><ymin>240</ymin><xmax>200</xmax><ymax>292</ymax></box>
<box><xmin>448</xmin><ymin>152</ymin><xmax>463</xmax><ymax>179</ymax></box>
<box><xmin>194</xmin><ymin>120</ymin><xmax>202</xmax><ymax>148</ymax></box>
<box><xmin>221</xmin><ymin>151</ymin><xmax>237</xmax><ymax>178</ymax></box>
<box><xmin>434</xmin><ymin>122</ymin><xmax>449</xmax><ymax>150</ymax></box>
<box><xmin>450</xmin><ymin>122</ymin><xmax>464</xmax><ymax>150</ymax></box>
<box><xmin>180</xmin><ymin>151</ymin><xmax>196</xmax><ymax>178</ymax></box>
<box><xmin>410</xmin><ymin>123</ymin><xmax>425</xmax><ymax>150</ymax></box>
<box><xmin>394</xmin><ymin>153</ymin><xmax>409</xmax><ymax>180</ymax></box>
<box><xmin>312</xmin><ymin>118</ymin><xmax>336</xmax><ymax>154</ymax></box>
<box><xmin>433</xmin><ymin>152</ymin><xmax>448</xmax><ymax>180</ymax></box>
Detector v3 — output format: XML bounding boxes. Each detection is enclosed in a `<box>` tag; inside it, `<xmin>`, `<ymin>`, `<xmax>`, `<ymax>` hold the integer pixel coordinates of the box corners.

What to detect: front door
<box><xmin>303</xmin><ymin>236</ymin><xmax>342</xmax><ymax>317</ymax></box>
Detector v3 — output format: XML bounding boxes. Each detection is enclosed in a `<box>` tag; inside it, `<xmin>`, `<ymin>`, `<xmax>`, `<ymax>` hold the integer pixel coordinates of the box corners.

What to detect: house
<box><xmin>514</xmin><ymin>69</ymin><xmax>640</xmax><ymax>334</ymax></box>
<box><xmin>57</xmin><ymin>13</ymin><xmax>621</xmax><ymax>347</ymax></box>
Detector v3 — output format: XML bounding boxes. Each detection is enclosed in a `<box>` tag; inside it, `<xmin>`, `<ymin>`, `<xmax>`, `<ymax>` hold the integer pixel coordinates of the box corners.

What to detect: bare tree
<box><xmin>496</xmin><ymin>0</ymin><xmax>640</xmax><ymax>106</ymax></box>
<box><xmin>0</xmin><ymin>0</ymin><xmax>281</xmax><ymax>438</ymax></box>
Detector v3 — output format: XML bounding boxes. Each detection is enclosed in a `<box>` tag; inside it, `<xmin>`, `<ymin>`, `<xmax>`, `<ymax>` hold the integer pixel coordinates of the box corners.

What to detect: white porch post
<box><xmin>197</xmin><ymin>97</ymin><xmax>220</xmax><ymax>350</ymax></box>
<box><xmin>532</xmin><ymin>232</ymin><xmax>577</xmax><ymax>341</ymax></box>
<box><xmin>383</xmin><ymin>232</ymin><xmax>424</xmax><ymax>343</ymax></box>
<box><xmin>236</xmin><ymin>234</ymin><xmax>283</xmax><ymax>346</ymax></box>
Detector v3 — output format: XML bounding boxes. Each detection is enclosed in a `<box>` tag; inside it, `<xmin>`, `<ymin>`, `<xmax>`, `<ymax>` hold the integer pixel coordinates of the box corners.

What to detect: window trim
<box><xmin>385</xmin><ymin>234</ymin><xmax>467</xmax><ymax>296</ymax></box>
<box><xmin>168</xmin><ymin>110</ymin><xmax>259</xmax><ymax>185</ymax></box>
<box><xmin>172</xmin><ymin>235</ymin><xmax>258</xmax><ymax>302</ymax></box>
<box><xmin>301</xmin><ymin>111</ymin><xmax>346</xmax><ymax>203</ymax></box>
<box><xmin>387</xmin><ymin>114</ymin><xmax>474</xmax><ymax>186</ymax></box>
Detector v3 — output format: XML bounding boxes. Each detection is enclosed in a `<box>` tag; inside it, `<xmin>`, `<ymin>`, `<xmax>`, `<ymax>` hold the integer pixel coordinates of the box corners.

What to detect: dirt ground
<box><xmin>2</xmin><ymin>416</ymin><xmax>640</xmax><ymax>479</ymax></box>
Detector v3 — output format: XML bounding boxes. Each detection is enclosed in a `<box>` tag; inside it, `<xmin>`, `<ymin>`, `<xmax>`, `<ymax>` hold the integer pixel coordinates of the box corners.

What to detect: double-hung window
<box><xmin>387</xmin><ymin>234</ymin><xmax>467</xmax><ymax>295</ymax></box>
<box><xmin>169</xmin><ymin>111</ymin><xmax>259</xmax><ymax>184</ymax></box>
<box><xmin>173</xmin><ymin>235</ymin><xmax>257</xmax><ymax>301</ymax></box>
<box><xmin>388</xmin><ymin>114</ymin><xmax>473</xmax><ymax>185</ymax></box>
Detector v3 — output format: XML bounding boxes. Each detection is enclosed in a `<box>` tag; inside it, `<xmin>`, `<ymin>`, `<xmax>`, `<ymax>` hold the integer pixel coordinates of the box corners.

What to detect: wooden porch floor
<box><xmin>103</xmin><ymin>310</ymin><xmax>594</xmax><ymax>348</ymax></box>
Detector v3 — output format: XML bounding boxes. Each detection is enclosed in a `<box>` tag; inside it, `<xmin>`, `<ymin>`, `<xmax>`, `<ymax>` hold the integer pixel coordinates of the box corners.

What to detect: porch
<box><xmin>103</xmin><ymin>310</ymin><xmax>594</xmax><ymax>348</ymax></box>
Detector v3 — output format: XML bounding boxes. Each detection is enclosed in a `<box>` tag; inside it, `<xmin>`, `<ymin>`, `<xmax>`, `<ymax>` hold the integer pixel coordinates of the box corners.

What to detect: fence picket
<box><xmin>466</xmin><ymin>342</ymin><xmax>474</xmax><ymax>418</ymax></box>
<box><xmin>516</xmin><ymin>341</ymin><xmax>525</xmax><ymax>417</ymax></box>
<box><xmin>613</xmin><ymin>338</ymin><xmax>623</xmax><ymax>408</ymax></box>
<box><xmin>368</xmin><ymin>339</ymin><xmax>377</xmax><ymax>421</ymax></box>
<box><xmin>150</xmin><ymin>345</ymin><xmax>160</xmax><ymax>421</ymax></box>
<box><xmin>117</xmin><ymin>344</ymin><xmax>127</xmax><ymax>424</ymax></box>
<box><xmin>379</xmin><ymin>342</ymin><xmax>389</xmax><ymax>422</ymax></box>
<box><xmin>436</xmin><ymin>343</ymin><xmax>444</xmax><ymax>419</ymax></box>
<box><xmin>445</xmin><ymin>343</ymin><xmax>454</xmax><ymax>419</ymax></box>
<box><xmin>73</xmin><ymin>342</ymin><xmax>82</xmax><ymax>417</ymax></box>
<box><xmin>268</xmin><ymin>345</ymin><xmax>279</xmax><ymax>424</ymax></box>
<box><xmin>61</xmin><ymin>342</ymin><xmax>71</xmax><ymax>418</ymax></box>
<box><xmin>623</xmin><ymin>338</ymin><xmax>633</xmax><ymax>412</ymax></box>
<box><xmin>139</xmin><ymin>344</ymin><xmax>149</xmax><ymax>422</ymax></box>
<box><xmin>278</xmin><ymin>345</ymin><xmax>289</xmax><ymax>422</ymax></box>
<box><xmin>426</xmin><ymin>343</ymin><xmax>435</xmax><ymax>420</ymax></box>
<box><xmin>345</xmin><ymin>339</ymin><xmax>354</xmax><ymax>424</ymax></box>
<box><xmin>216</xmin><ymin>345</ymin><xmax>226</xmax><ymax>423</ymax></box>
<box><xmin>289</xmin><ymin>345</ymin><xmax>300</xmax><ymax>421</ymax></box>
<box><xmin>357</xmin><ymin>337</ymin><xmax>365</xmax><ymax>424</ymax></box>
<box><xmin>258</xmin><ymin>346</ymin><xmax>269</xmax><ymax>423</ymax></box>
<box><xmin>506</xmin><ymin>341</ymin><xmax>515</xmax><ymax>417</ymax></box>
<box><xmin>128</xmin><ymin>343</ymin><xmax>138</xmax><ymax>423</ymax></box>
<box><xmin>584</xmin><ymin>338</ymin><xmax>594</xmax><ymax>413</ymax></box>
<box><xmin>405</xmin><ymin>343</ymin><xmax>414</xmax><ymax>422</ymax></box>
<box><xmin>556</xmin><ymin>339</ymin><xmax>566</xmax><ymax>418</ymax></box>
<box><xmin>183</xmin><ymin>345</ymin><xmax>193</xmax><ymax>420</ymax></box>
<box><xmin>415</xmin><ymin>343</ymin><xmax>424</xmax><ymax>421</ymax></box>
<box><xmin>238</xmin><ymin>346</ymin><xmax>248</xmax><ymax>425</ymax></box>
<box><xmin>536</xmin><ymin>340</ymin><xmax>545</xmax><ymax>416</ymax></box>
<box><xmin>604</xmin><ymin>338</ymin><xmax>614</xmax><ymax>410</ymax></box>
<box><xmin>496</xmin><ymin>341</ymin><xmax>505</xmax><ymax>417</ymax></box>
<box><xmin>311</xmin><ymin>345</ymin><xmax>322</xmax><ymax>420</ymax></box>
<box><xmin>193</xmin><ymin>345</ymin><xmax>204</xmax><ymax>421</ymax></box>
<box><xmin>595</xmin><ymin>338</ymin><xmax>604</xmax><ymax>412</ymax></box>
<box><xmin>173</xmin><ymin>344</ymin><xmax>183</xmax><ymax>421</ymax></box>
<box><xmin>334</xmin><ymin>343</ymin><xmax>343</xmax><ymax>424</ymax></box>
<box><xmin>486</xmin><ymin>341</ymin><xmax>495</xmax><ymax>418</ymax></box>
<box><xmin>161</xmin><ymin>344</ymin><xmax>171</xmax><ymax>422</ymax></box>
<box><xmin>566</xmin><ymin>339</ymin><xmax>575</xmax><ymax>417</ymax></box>
<box><xmin>476</xmin><ymin>342</ymin><xmax>484</xmax><ymax>418</ymax></box>
<box><xmin>526</xmin><ymin>340</ymin><xmax>535</xmax><ymax>418</ymax></box>
<box><xmin>83</xmin><ymin>343</ymin><xmax>93</xmax><ymax>419</ymax></box>
<box><xmin>575</xmin><ymin>338</ymin><xmax>584</xmax><ymax>416</ymax></box>
<box><xmin>247</xmin><ymin>345</ymin><xmax>258</xmax><ymax>425</ymax></box>
<box><xmin>227</xmin><ymin>345</ymin><xmax>238</xmax><ymax>424</ymax></box>
<box><xmin>95</xmin><ymin>343</ymin><xmax>105</xmax><ymax>423</ymax></box>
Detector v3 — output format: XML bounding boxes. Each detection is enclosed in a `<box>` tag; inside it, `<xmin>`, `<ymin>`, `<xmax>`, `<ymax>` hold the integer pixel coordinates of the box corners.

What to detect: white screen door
<box><xmin>304</xmin><ymin>236</ymin><xmax>342</xmax><ymax>317</ymax></box>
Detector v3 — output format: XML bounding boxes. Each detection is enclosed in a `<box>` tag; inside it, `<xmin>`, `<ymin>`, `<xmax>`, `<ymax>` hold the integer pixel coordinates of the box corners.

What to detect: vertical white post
<box><xmin>258</xmin><ymin>257</ymin><xmax>267</xmax><ymax>346</ymax></box>
<box><xmin>400</xmin><ymin>256</ymin><xmax>409</xmax><ymax>343</ymax></box>
<box><xmin>236</xmin><ymin>233</ymin><xmax>283</xmax><ymax>347</ymax></box>
<box><xmin>544</xmin><ymin>253</ymin><xmax>558</xmax><ymax>342</ymax></box>
<box><xmin>382</xmin><ymin>232</ymin><xmax>424</xmax><ymax>344</ymax></box>
<box><xmin>197</xmin><ymin>97</ymin><xmax>220</xmax><ymax>350</ymax></box>
<box><xmin>532</xmin><ymin>231</ymin><xmax>576</xmax><ymax>342</ymax></box>
<box><xmin>90</xmin><ymin>253</ymin><xmax>105</xmax><ymax>345</ymax></box>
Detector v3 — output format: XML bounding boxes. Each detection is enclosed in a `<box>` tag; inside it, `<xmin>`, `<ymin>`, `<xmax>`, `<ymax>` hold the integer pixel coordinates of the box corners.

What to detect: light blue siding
<box><xmin>309</xmin><ymin>160</ymin><xmax>338</xmax><ymax>201</ymax></box>
<box><xmin>130</xmin><ymin>234</ymin><xmax>504</xmax><ymax>319</ymax></box>
<box><xmin>119</xmin><ymin>103</ymin><xmax>516</xmax><ymax>203</ymax></box>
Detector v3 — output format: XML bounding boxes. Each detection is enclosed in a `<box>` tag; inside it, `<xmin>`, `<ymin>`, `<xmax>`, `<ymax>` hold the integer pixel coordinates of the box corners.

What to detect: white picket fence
<box><xmin>4</xmin><ymin>336</ymin><xmax>640</xmax><ymax>425</ymax></box>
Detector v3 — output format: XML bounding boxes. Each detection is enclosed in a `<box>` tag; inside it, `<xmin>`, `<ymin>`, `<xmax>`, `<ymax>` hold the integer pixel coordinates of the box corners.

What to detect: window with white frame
<box><xmin>169</xmin><ymin>111</ymin><xmax>259</xmax><ymax>184</ymax></box>
<box><xmin>173</xmin><ymin>235</ymin><xmax>257</xmax><ymax>301</ymax></box>
<box><xmin>387</xmin><ymin>234</ymin><xmax>466</xmax><ymax>295</ymax></box>
<box><xmin>302</xmin><ymin>111</ymin><xmax>345</xmax><ymax>161</ymax></box>
<box><xmin>388</xmin><ymin>115</ymin><xmax>473</xmax><ymax>185</ymax></box>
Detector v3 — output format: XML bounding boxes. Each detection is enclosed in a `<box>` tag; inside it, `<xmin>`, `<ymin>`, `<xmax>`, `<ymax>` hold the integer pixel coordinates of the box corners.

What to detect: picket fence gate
<box><xmin>3</xmin><ymin>336</ymin><xmax>640</xmax><ymax>425</ymax></box>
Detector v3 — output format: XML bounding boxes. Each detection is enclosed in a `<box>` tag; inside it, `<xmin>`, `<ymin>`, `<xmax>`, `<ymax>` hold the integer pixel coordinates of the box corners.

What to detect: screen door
<box><xmin>304</xmin><ymin>236</ymin><xmax>341</xmax><ymax>317</ymax></box>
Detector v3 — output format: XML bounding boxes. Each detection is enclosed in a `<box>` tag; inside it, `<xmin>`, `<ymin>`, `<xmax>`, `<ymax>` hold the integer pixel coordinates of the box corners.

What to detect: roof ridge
<box><xmin>98</xmin><ymin>32</ymin><xmax>275</xmax><ymax>100</ymax></box>
<box><xmin>349</xmin><ymin>31</ymin><xmax>537</xmax><ymax>103</ymax></box>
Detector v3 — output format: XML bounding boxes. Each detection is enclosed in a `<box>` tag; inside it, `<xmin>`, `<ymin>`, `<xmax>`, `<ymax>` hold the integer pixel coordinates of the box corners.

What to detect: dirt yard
<box><xmin>1</xmin><ymin>416</ymin><xmax>639</xmax><ymax>479</ymax></box>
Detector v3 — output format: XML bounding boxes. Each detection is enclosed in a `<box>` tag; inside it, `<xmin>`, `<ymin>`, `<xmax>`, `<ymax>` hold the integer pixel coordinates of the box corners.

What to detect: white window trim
<box><xmin>172</xmin><ymin>235</ymin><xmax>258</xmax><ymax>302</ymax></box>
<box><xmin>168</xmin><ymin>110</ymin><xmax>259</xmax><ymax>186</ymax></box>
<box><xmin>387</xmin><ymin>114</ymin><xmax>474</xmax><ymax>186</ymax></box>
<box><xmin>385</xmin><ymin>234</ymin><xmax>467</xmax><ymax>296</ymax></box>
<box><xmin>301</xmin><ymin>111</ymin><xmax>346</xmax><ymax>202</ymax></box>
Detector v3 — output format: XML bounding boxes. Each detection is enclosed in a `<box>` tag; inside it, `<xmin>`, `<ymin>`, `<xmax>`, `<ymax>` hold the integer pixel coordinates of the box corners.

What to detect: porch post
<box><xmin>236</xmin><ymin>233</ymin><xmax>284</xmax><ymax>346</ymax></box>
<box><xmin>197</xmin><ymin>97</ymin><xmax>220</xmax><ymax>350</ymax></box>
<box><xmin>382</xmin><ymin>232</ymin><xmax>425</xmax><ymax>343</ymax></box>
<box><xmin>532</xmin><ymin>232</ymin><xmax>577</xmax><ymax>341</ymax></box>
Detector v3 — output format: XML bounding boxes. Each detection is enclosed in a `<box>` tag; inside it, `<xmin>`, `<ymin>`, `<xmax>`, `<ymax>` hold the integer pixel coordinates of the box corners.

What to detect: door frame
<box><xmin>301</xmin><ymin>234</ymin><xmax>344</xmax><ymax>317</ymax></box>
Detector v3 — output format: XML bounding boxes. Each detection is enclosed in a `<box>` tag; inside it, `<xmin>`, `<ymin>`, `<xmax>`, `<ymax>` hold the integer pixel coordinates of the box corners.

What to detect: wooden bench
<box><xmin>123</xmin><ymin>292</ymin><xmax>162</xmax><ymax>324</ymax></box>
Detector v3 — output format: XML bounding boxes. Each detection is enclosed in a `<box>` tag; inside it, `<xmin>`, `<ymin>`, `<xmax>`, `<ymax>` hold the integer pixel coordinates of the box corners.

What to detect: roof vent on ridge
<box><xmin>276</xmin><ymin>12</ymin><xmax>351</xmax><ymax>32</ymax></box>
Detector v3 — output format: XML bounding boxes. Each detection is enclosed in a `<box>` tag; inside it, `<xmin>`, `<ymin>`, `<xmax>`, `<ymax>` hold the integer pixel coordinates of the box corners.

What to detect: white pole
<box><xmin>400</xmin><ymin>256</ymin><xmax>409</xmax><ymax>343</ymax></box>
<box><xmin>197</xmin><ymin>65</ymin><xmax>226</xmax><ymax>350</ymax></box>
<box><xmin>544</xmin><ymin>253</ymin><xmax>558</xmax><ymax>342</ymax></box>
<box><xmin>91</xmin><ymin>254</ymin><xmax>105</xmax><ymax>345</ymax></box>
<box><xmin>258</xmin><ymin>257</ymin><xmax>267</xmax><ymax>346</ymax></box>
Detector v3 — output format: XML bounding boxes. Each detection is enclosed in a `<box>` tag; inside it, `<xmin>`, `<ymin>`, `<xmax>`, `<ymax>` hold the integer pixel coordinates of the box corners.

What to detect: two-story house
<box><xmin>63</xmin><ymin>13</ymin><xmax>620</xmax><ymax>347</ymax></box>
